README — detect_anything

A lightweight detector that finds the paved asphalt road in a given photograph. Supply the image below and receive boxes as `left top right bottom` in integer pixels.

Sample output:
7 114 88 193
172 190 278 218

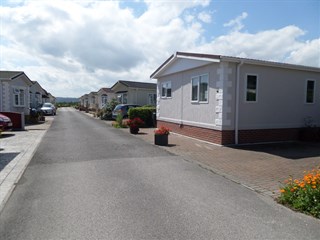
0 108 319 240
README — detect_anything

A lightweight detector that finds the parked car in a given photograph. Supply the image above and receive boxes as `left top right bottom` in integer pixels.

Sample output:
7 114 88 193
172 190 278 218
112 104 140 119
40 103 56 115
0 113 13 131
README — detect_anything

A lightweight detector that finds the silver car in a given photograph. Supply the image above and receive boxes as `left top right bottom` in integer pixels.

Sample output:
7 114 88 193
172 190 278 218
41 103 56 115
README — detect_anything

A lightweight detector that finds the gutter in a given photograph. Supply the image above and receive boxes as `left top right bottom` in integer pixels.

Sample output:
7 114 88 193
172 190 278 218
235 60 244 144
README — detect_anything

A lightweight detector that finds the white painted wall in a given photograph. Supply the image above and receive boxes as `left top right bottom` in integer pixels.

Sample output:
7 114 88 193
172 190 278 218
10 76 31 115
238 64 320 129
157 63 229 130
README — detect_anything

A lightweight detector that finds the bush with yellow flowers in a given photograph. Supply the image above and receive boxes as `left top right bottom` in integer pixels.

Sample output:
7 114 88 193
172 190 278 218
279 168 320 218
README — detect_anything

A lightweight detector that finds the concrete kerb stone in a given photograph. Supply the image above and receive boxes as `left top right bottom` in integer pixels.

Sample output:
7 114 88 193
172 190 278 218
0 118 53 213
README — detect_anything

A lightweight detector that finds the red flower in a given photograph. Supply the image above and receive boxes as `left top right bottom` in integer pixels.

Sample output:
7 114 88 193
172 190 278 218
127 118 144 128
154 126 170 135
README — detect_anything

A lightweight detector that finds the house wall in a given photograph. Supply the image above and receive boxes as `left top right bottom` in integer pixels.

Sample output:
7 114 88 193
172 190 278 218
97 91 116 109
238 64 320 130
156 58 319 145
133 88 156 106
113 84 156 106
30 83 45 108
157 62 236 130
10 76 30 115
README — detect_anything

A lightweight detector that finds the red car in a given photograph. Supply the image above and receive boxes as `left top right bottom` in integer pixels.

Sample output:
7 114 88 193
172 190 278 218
0 113 13 131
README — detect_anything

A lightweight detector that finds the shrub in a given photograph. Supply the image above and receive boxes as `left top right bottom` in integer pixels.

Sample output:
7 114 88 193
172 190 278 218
128 106 156 127
113 114 128 128
278 167 320 218
101 98 119 120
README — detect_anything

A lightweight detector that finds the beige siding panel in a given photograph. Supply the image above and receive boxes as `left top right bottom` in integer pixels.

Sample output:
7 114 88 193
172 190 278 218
158 63 230 130
238 65 320 129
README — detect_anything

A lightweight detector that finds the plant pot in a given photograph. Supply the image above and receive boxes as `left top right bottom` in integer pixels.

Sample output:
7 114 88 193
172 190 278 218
155 134 168 146
130 127 139 134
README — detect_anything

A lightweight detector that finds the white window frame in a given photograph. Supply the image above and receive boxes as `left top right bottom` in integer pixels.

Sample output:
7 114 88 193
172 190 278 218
305 79 315 104
245 74 258 103
191 74 209 103
148 93 156 105
117 93 128 104
161 81 172 98
101 94 108 106
13 87 26 107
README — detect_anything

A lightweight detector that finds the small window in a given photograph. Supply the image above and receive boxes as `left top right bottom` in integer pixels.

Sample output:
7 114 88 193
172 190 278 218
246 75 257 102
101 94 108 105
148 93 156 105
117 93 127 104
306 80 315 103
13 87 25 107
191 74 208 103
123 93 128 104
191 77 199 101
161 81 172 98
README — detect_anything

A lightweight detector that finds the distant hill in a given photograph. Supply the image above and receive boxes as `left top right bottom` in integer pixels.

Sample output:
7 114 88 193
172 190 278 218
56 97 79 103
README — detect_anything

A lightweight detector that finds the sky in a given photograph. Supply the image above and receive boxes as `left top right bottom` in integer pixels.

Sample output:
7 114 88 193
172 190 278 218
0 0 319 98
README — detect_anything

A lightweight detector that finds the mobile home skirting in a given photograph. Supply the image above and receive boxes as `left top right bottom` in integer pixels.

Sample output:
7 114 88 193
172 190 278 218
157 120 301 145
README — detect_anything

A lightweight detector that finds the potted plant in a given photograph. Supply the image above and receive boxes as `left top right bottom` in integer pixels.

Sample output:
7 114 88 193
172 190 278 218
154 126 170 146
127 117 144 134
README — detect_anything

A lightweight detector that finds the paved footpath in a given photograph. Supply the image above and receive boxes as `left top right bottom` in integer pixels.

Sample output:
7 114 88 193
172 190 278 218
0 117 53 212
111 121 320 198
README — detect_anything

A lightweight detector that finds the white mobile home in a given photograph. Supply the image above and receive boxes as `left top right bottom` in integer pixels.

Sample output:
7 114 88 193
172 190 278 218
151 52 320 145
97 88 115 109
111 80 156 106
0 71 33 116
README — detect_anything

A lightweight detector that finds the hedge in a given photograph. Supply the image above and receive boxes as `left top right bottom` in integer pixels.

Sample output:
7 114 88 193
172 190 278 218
128 106 156 127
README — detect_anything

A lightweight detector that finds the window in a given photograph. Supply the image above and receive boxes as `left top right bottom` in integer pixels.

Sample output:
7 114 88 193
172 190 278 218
246 75 258 102
35 93 41 107
148 93 156 105
117 93 127 104
161 81 172 98
191 74 208 102
13 87 25 107
101 94 108 106
306 80 315 104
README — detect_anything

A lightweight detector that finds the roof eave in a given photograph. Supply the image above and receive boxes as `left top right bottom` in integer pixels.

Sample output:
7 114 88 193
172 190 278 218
221 56 320 72
150 52 221 79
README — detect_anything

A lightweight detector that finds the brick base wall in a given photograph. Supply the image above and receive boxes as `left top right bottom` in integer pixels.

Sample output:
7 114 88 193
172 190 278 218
238 128 301 144
157 120 234 145
157 120 302 145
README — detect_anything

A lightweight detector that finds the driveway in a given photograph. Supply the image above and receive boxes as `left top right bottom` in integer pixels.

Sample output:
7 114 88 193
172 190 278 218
122 126 320 197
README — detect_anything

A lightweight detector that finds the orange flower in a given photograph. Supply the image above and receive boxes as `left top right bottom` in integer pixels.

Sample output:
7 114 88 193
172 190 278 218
312 181 317 185
312 185 316 189
280 189 286 193
290 188 295 192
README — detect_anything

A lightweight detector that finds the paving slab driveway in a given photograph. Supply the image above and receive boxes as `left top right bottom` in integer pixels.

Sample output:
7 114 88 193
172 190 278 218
127 127 320 197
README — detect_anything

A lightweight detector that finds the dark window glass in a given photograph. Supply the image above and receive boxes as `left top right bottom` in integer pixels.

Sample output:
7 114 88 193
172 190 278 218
306 80 315 103
246 75 257 102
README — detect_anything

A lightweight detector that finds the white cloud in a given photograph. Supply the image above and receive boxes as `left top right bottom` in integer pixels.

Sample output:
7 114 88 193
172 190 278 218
0 1 319 97
223 12 248 32
286 39 320 66
198 11 211 23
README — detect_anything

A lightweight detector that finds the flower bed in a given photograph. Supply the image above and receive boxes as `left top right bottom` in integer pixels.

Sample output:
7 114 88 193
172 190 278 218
279 167 320 218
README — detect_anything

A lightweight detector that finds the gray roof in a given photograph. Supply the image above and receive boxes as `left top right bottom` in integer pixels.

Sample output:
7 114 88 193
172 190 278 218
0 71 24 79
115 80 156 90
151 51 320 78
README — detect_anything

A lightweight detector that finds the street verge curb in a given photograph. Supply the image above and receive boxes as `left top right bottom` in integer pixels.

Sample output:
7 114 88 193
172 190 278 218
0 121 52 214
